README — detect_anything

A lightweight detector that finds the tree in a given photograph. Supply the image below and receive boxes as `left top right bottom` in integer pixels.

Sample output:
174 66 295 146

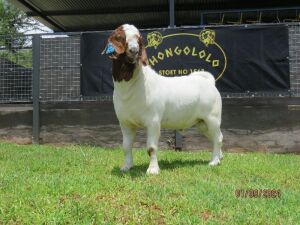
0 0 47 52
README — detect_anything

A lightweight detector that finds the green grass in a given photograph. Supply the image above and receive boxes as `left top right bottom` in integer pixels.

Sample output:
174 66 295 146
0 142 299 224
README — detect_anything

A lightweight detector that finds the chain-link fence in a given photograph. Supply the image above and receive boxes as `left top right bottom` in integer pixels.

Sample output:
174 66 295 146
1 23 300 105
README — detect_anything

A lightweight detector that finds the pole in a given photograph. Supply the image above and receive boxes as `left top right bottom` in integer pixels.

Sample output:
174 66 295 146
168 0 182 150
32 34 41 144
169 0 175 28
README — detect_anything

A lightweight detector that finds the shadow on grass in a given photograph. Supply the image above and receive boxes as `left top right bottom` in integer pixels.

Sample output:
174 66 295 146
111 158 210 178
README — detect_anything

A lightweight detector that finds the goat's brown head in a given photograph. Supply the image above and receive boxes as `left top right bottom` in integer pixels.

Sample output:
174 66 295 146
102 24 148 82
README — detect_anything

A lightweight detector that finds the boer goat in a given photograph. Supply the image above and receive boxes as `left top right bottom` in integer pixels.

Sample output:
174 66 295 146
103 24 223 174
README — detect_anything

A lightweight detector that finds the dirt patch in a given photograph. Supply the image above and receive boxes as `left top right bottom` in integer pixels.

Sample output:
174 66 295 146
0 126 32 145
0 124 299 153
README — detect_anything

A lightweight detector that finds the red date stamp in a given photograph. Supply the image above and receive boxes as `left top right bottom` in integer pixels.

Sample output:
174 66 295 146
235 189 281 198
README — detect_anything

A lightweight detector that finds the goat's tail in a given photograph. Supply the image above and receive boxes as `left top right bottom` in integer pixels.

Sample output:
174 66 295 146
192 71 216 85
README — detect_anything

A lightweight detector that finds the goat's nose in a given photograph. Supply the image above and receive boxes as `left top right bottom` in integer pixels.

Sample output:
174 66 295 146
129 47 138 54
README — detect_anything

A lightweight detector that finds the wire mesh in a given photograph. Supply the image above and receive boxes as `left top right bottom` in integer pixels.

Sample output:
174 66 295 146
0 35 32 103
288 24 300 97
39 34 81 102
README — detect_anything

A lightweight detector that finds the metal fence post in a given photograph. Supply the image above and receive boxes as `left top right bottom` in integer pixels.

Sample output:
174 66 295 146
200 13 204 25
169 0 175 28
32 34 41 144
168 0 183 150
175 130 182 151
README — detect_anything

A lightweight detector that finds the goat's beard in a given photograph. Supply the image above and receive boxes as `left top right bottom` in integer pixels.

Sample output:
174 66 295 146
126 57 137 64
112 54 136 82
125 53 138 64
110 52 137 64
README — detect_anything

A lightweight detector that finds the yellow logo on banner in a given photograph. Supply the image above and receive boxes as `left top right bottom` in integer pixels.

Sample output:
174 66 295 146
199 29 215 46
145 29 227 81
147 31 163 49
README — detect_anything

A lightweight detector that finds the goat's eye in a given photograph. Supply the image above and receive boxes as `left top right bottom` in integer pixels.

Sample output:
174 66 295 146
115 35 123 41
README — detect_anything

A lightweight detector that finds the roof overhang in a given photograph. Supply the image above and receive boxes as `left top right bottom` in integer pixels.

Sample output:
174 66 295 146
10 0 300 32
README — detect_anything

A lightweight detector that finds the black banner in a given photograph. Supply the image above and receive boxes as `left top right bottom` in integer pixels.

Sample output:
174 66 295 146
81 24 290 95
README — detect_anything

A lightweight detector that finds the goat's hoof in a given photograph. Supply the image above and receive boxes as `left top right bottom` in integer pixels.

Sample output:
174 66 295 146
120 164 133 172
209 158 221 166
146 166 160 175
220 152 224 160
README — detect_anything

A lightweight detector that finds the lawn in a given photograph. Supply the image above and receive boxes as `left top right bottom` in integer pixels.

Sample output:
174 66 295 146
0 142 299 224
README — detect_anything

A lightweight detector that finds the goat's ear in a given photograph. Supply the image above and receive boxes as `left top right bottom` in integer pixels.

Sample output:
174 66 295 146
101 42 118 59
109 38 126 55
101 42 111 55
139 36 149 66
102 26 126 59
108 29 126 55
101 45 106 55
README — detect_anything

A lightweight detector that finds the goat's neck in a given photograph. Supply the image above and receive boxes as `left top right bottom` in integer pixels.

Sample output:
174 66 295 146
113 64 145 99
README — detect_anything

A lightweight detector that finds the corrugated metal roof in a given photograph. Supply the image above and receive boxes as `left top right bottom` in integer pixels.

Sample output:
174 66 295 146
10 0 300 32
53 12 169 31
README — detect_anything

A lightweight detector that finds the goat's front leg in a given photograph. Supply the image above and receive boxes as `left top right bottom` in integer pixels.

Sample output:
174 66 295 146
146 124 161 175
120 125 136 172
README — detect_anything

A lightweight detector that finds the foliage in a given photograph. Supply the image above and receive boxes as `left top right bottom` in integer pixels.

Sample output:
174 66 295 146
0 0 44 52
0 1 35 67
0 142 299 224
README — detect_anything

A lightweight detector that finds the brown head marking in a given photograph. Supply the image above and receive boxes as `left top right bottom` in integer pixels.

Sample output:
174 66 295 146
138 35 149 66
103 25 133 82
107 26 126 57
104 25 149 82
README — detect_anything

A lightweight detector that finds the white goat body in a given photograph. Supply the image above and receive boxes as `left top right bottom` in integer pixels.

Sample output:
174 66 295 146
114 66 221 130
105 24 223 174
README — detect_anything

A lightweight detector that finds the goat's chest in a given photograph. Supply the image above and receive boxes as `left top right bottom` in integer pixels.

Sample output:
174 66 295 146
113 94 152 127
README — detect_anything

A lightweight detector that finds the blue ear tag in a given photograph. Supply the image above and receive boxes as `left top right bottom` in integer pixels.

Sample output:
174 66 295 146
106 42 115 54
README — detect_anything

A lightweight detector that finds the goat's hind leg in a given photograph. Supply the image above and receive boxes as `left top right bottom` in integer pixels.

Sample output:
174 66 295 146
197 117 223 166
120 125 136 172
209 130 223 166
